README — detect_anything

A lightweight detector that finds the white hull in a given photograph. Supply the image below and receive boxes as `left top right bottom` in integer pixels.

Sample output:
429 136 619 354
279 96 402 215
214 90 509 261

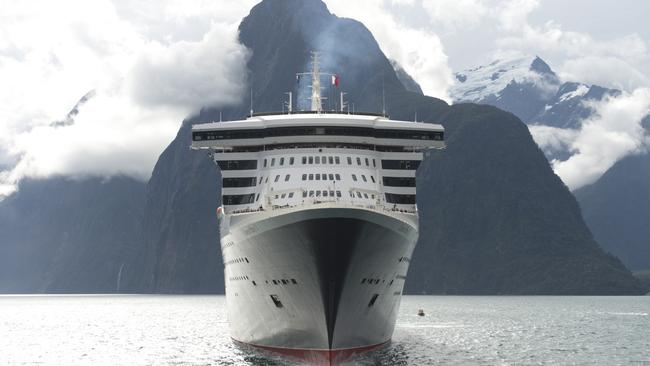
221 205 418 352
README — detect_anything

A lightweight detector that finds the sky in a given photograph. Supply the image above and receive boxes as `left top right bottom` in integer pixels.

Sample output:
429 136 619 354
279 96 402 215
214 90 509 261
0 0 649 195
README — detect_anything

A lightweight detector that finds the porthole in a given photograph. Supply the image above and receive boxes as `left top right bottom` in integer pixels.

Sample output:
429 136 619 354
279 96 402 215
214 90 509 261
362 175 367 182
284 174 290 181
352 174 357 181
274 175 280 182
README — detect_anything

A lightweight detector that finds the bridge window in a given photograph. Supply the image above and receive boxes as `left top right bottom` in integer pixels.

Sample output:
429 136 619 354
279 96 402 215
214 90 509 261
303 191 307 198
289 157 294 165
381 160 421 170
336 191 341 197
347 157 352 165
309 157 314 164
370 176 375 183
309 174 313 180
385 193 416 204
365 158 369 166
274 175 280 182
216 160 257 170
328 157 334 164
356 157 361 165
328 174 334 181
263 159 267 167
284 174 290 181
382 177 416 187
302 156 307 164
222 177 257 188
361 175 367 182
302 174 307 181
352 174 357 182
288 192 294 198
335 157 340 164
279 157 284 165
223 194 256 205
271 158 275 166
315 156 320 164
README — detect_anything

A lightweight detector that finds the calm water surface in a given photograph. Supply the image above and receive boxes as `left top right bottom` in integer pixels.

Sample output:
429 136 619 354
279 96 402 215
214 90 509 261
0 295 648 365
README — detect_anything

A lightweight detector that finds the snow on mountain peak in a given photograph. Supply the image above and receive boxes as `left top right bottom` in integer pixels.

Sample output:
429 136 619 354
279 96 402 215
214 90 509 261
450 56 558 103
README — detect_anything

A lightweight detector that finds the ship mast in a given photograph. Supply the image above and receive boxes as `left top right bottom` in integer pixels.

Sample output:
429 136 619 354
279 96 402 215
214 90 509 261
310 52 322 112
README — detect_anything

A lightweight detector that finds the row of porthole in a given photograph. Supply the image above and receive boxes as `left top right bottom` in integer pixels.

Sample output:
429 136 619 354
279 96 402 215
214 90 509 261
224 257 249 266
266 279 298 285
262 155 378 168
361 278 395 286
229 275 249 281
398 256 410 263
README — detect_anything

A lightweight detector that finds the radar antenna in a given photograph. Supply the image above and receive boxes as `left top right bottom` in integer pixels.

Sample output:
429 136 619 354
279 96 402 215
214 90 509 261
310 51 322 112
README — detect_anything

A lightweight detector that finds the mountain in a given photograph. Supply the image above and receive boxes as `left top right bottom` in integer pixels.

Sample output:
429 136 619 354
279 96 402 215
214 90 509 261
574 153 650 271
0 176 145 293
451 56 620 130
129 0 641 295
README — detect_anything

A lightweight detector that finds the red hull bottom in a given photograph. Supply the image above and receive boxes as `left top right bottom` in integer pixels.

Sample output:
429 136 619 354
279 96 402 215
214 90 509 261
232 338 391 365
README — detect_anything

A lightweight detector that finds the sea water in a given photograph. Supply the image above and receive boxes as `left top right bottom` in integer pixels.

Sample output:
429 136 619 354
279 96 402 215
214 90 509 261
0 295 648 365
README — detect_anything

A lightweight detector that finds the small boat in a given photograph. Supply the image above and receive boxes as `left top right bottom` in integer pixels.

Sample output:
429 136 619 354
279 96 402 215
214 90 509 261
417 309 425 316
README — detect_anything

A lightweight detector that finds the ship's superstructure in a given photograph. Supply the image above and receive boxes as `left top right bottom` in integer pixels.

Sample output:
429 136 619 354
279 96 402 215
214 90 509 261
191 55 444 364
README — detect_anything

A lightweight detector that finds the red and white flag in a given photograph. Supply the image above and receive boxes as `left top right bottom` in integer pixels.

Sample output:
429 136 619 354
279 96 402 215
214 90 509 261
331 74 340 87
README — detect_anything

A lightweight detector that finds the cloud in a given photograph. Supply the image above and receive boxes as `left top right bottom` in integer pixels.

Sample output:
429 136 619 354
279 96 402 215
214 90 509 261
530 88 650 190
0 0 251 197
324 0 454 101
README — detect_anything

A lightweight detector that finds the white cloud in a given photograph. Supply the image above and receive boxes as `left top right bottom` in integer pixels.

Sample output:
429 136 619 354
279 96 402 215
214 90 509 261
0 0 251 197
530 88 650 190
324 0 454 101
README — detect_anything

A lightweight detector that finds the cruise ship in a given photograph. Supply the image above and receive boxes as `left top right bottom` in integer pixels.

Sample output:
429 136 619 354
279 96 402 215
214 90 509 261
191 55 444 365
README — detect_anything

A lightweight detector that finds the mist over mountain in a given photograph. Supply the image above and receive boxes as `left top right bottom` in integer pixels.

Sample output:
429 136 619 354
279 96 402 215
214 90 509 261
0 0 642 294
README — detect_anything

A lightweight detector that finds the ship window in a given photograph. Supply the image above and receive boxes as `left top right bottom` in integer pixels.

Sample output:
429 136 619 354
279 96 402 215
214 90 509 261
281 194 286 199
356 192 362 198
385 193 416 204
349 192 354 198
371 194 375 199
361 278 366 284
356 157 361 165
222 177 257 188
381 160 421 170
309 191 314 197
315 191 321 197
303 191 307 198
309 174 314 180
302 156 307 164
335 174 341 181
382 177 416 187
265 177 268 183
302 174 307 181
280 157 285 165
291 279 297 284
352 174 357 181
271 158 275 166
284 174 290 181
370 176 375 183
364 193 369 199
217 160 257 170
315 156 320 164
336 191 341 197
274 175 280 182
372 159 376 167
270 295 283 308
329 190 334 197
289 157 294 165
316 174 321 181
281 279 288 285
335 157 340 164
263 159 267 167
321 173 327 180
272 280 278 285
347 157 352 165
275 195 279 199
222 194 256 205
328 174 334 180
255 193 260 201
368 294 379 308
365 158 369 166
288 192 294 198
322 156 326 164
361 175 367 182
252 281 256 286
309 157 314 164
328 157 333 164
323 191 328 197
245 257 249 263
259 176 263 184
